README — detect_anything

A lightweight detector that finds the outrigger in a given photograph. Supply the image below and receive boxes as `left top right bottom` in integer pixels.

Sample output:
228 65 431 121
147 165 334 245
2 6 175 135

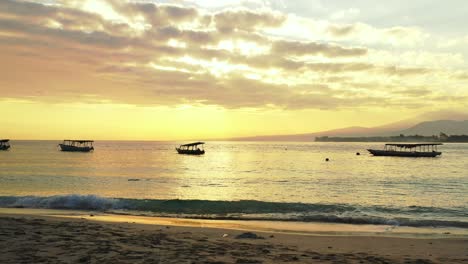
0 139 10 150
176 142 205 155
58 140 94 152
368 143 442 157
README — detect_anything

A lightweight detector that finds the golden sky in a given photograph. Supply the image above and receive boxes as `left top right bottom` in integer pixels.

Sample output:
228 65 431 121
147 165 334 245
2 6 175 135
1 0 467 140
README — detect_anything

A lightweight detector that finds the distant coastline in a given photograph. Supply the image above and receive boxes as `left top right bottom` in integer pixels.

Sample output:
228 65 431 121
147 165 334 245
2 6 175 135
315 133 468 142
213 119 468 142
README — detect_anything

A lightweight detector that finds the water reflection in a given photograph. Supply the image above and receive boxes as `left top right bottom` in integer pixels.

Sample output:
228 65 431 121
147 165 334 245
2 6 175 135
0 141 467 209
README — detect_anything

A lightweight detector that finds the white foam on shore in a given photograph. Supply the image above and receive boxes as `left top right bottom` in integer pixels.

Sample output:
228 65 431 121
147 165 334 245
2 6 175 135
1 207 467 238
2 194 467 229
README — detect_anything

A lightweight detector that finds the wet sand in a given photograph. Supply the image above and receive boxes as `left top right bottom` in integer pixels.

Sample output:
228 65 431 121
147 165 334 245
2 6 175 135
0 208 467 263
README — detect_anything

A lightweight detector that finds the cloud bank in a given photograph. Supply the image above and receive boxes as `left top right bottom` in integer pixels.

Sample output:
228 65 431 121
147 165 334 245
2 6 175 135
0 0 467 110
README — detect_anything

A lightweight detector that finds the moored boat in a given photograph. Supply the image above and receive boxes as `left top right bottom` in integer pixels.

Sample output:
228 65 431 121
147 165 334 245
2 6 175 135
59 140 94 152
176 142 205 155
0 139 10 150
368 143 442 157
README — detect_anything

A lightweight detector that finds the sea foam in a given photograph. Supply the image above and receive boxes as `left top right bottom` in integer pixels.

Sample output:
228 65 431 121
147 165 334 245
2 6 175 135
1 195 467 228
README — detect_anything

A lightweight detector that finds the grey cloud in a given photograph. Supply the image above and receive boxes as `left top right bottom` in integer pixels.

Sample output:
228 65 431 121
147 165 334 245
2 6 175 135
394 88 432 96
0 0 55 17
428 95 468 103
229 54 373 73
0 18 135 48
213 8 286 32
344 82 434 97
90 66 404 110
181 76 342 109
149 26 217 44
385 27 413 36
383 66 430 76
455 73 468 80
0 0 114 33
164 5 198 20
327 24 356 37
108 1 199 27
272 40 367 57
305 62 373 72
0 0 453 111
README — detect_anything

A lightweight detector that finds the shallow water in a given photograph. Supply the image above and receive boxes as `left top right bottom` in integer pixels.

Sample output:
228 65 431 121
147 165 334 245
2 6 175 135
0 141 467 227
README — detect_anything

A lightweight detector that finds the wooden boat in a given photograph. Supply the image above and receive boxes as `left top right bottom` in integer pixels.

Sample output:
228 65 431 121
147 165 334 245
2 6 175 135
0 139 10 150
176 142 205 155
59 140 94 152
368 143 442 157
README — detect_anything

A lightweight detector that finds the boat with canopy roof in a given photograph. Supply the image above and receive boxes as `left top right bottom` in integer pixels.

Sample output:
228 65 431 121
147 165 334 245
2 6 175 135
58 140 94 152
0 139 10 150
176 142 205 155
368 143 442 157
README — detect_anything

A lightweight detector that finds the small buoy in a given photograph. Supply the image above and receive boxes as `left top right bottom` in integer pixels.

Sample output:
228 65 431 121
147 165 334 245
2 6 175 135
325 158 329 162
356 152 360 155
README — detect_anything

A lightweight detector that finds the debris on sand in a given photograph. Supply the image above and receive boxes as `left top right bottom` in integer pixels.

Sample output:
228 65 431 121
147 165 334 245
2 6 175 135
235 232 264 239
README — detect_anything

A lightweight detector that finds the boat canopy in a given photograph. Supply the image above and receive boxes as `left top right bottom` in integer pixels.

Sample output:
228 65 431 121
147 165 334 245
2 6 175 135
0 139 9 142
64 140 94 143
180 142 204 147
385 143 442 148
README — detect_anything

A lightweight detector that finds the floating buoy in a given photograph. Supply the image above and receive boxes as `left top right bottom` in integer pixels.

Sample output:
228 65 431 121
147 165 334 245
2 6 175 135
325 158 330 162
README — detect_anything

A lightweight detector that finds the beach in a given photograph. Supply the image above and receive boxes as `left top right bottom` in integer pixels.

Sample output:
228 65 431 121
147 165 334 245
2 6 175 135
1 208 467 264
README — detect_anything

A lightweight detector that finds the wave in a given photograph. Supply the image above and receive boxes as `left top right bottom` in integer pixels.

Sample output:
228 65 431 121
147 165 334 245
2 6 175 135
0 195 466 228
0 195 118 211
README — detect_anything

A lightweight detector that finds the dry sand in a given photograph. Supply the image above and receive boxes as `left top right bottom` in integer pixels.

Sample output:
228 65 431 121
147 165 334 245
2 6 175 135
0 208 467 264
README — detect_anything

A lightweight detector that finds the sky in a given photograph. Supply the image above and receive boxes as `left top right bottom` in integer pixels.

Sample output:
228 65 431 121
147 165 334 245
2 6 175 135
1 0 467 140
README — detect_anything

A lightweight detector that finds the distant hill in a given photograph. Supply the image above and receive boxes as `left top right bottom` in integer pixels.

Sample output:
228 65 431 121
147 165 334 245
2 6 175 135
221 119 468 142
223 125 403 141
396 120 468 136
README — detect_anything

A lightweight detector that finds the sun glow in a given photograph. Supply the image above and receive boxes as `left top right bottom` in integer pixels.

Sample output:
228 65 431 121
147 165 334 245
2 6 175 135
0 97 421 140
82 0 123 22
206 40 270 56
167 39 188 49
173 56 250 77
79 0 148 32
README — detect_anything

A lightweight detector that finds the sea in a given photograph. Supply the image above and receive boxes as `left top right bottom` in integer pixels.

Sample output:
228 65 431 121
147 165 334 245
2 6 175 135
0 141 467 229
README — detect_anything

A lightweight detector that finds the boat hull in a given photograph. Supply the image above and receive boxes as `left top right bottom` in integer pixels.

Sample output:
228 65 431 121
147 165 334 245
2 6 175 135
0 145 10 151
367 149 441 157
59 144 94 152
176 148 205 155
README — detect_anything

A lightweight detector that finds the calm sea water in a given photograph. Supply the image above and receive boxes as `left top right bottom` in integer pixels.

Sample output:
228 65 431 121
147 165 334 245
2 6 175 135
0 141 467 228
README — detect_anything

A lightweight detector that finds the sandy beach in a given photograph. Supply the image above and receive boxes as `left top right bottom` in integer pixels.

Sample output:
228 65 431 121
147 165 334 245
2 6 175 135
0 208 467 264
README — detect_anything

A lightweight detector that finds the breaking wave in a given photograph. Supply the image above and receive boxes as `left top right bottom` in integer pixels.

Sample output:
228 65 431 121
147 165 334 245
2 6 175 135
0 195 467 228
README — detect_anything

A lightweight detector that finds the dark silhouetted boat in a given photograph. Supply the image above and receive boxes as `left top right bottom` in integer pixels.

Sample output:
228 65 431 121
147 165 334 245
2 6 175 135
59 140 94 152
176 142 205 155
0 139 10 150
368 143 442 157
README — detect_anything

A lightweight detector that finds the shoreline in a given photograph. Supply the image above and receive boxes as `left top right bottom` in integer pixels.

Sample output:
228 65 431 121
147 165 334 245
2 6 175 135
1 208 467 263
1 208 467 238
